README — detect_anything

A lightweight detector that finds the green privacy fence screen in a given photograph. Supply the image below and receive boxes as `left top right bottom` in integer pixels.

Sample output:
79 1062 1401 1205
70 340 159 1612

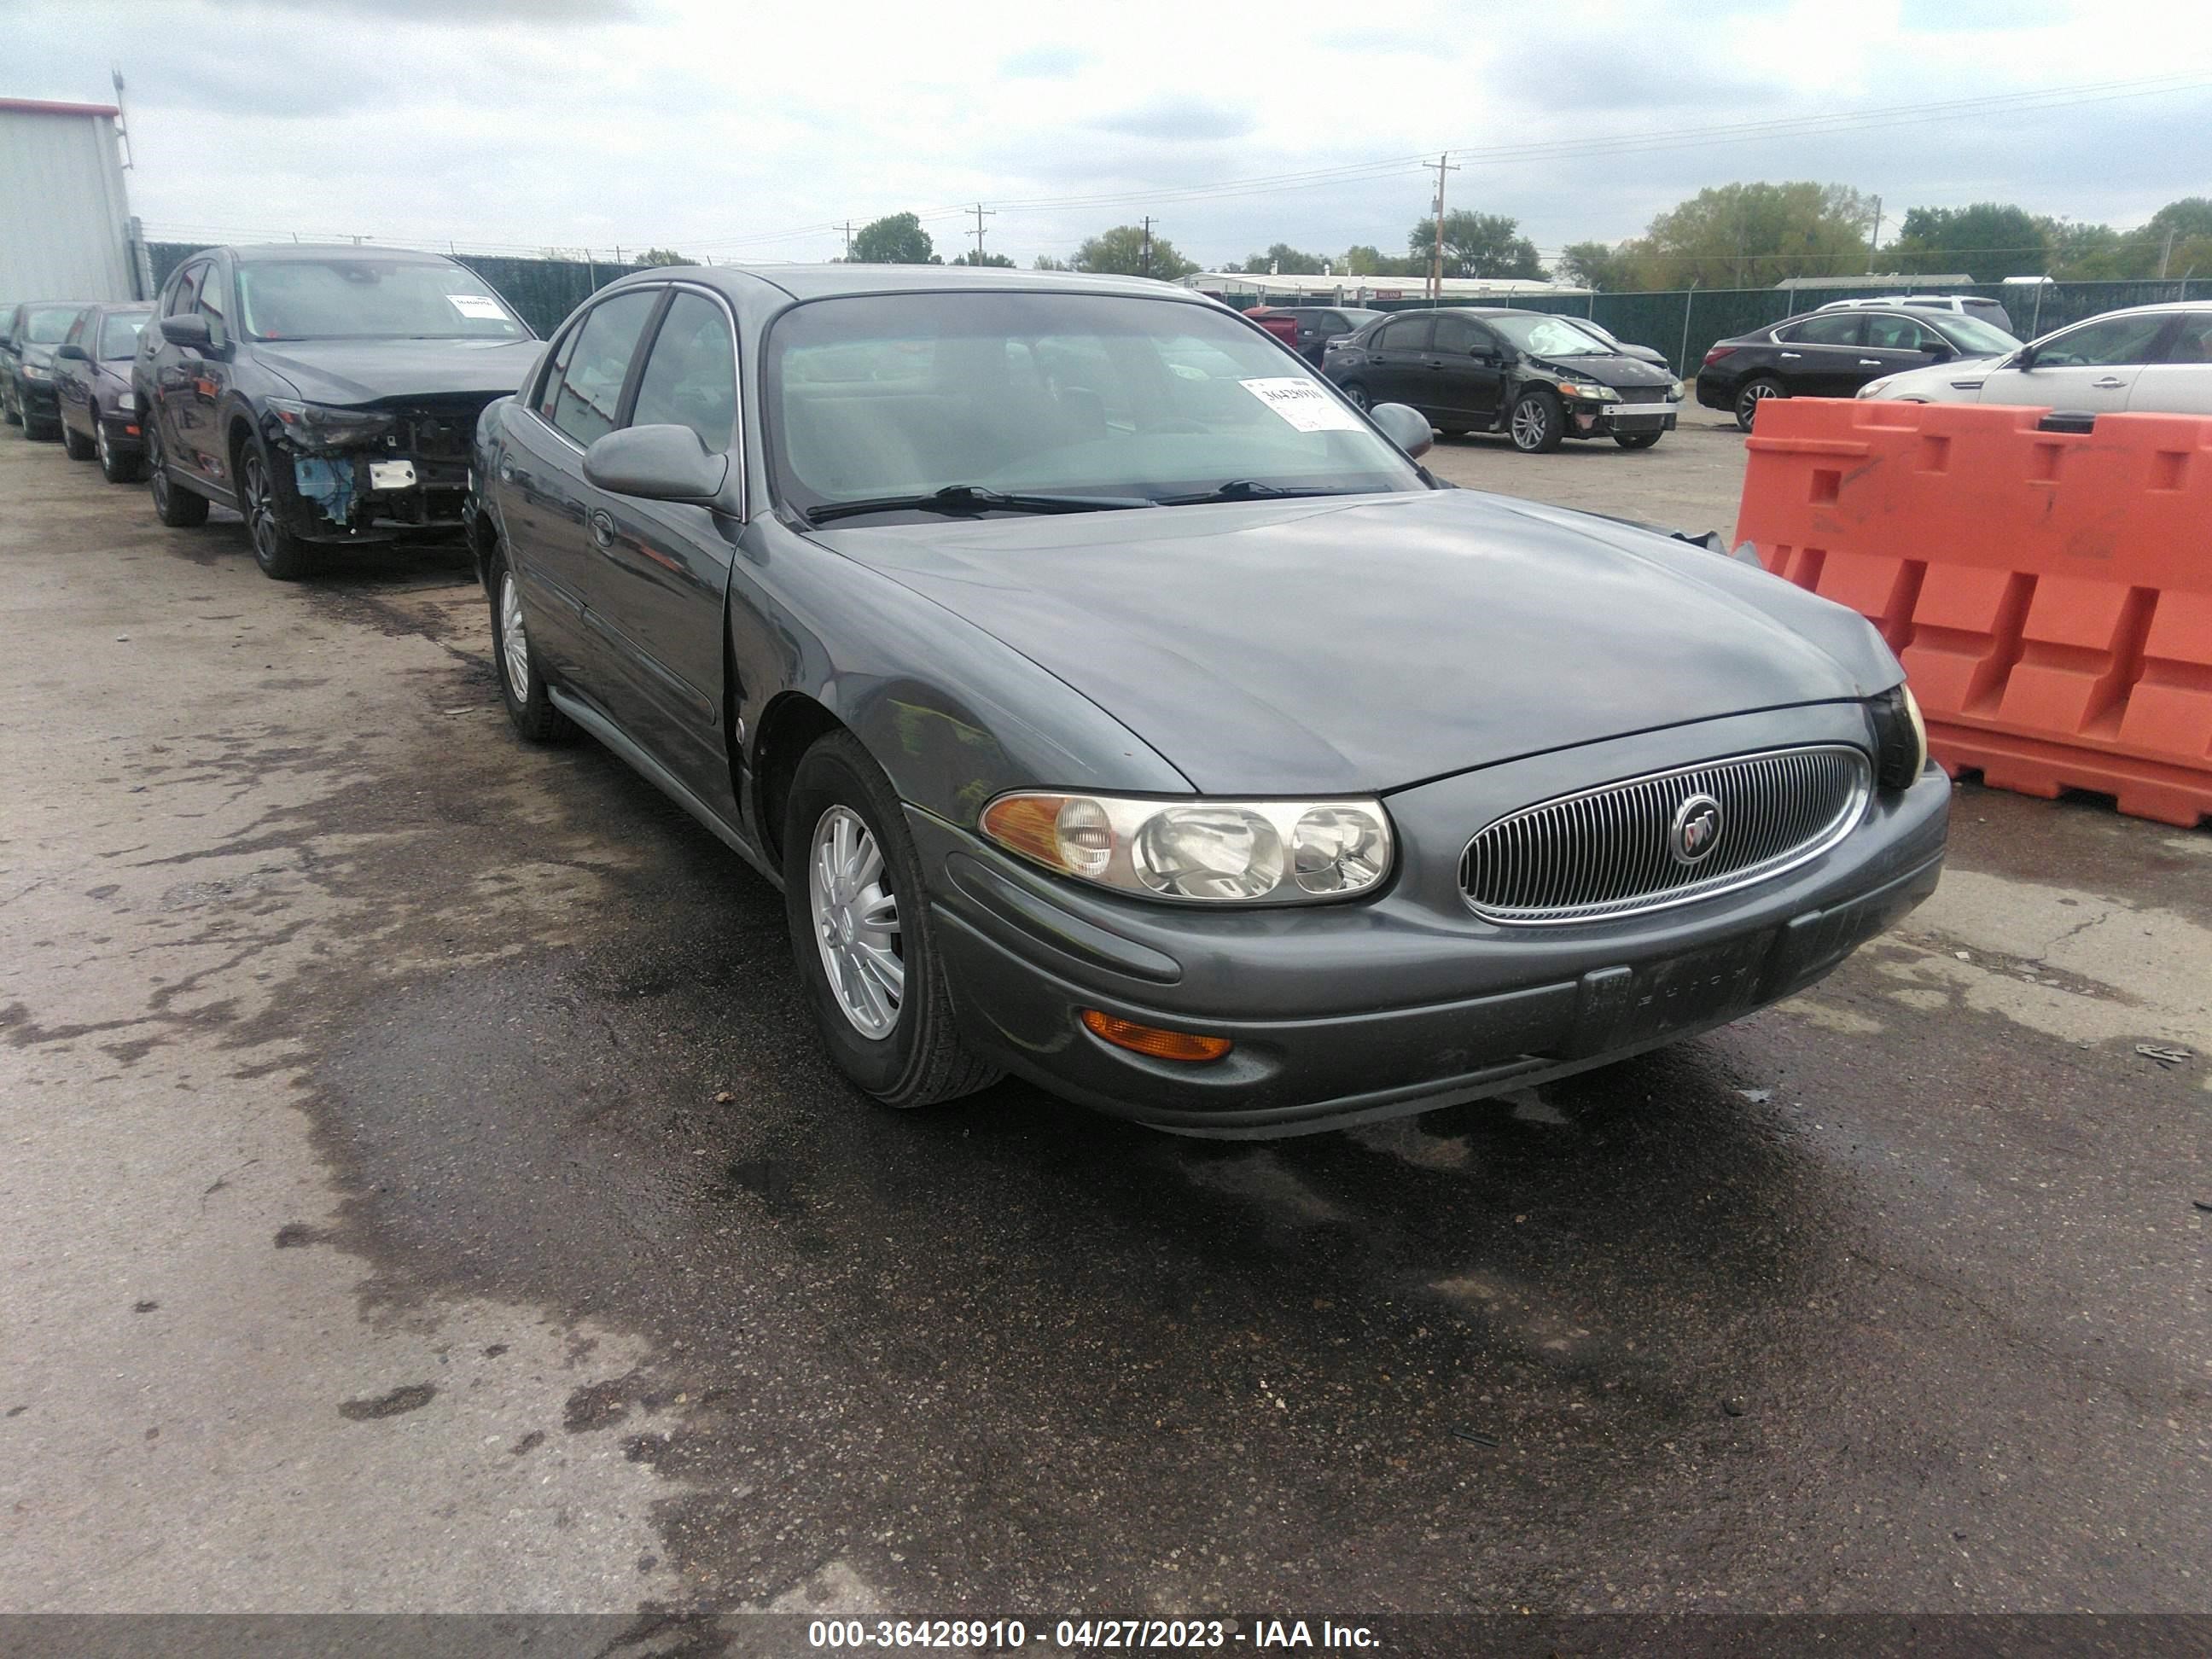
146 242 618 337
145 243 2197 378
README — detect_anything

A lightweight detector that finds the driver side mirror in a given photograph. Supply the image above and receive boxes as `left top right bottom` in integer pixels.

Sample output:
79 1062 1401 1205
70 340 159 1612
583 423 730 504
55 342 90 362
159 314 212 350
1368 401 1434 460
1921 342 1953 363
2013 346 2039 370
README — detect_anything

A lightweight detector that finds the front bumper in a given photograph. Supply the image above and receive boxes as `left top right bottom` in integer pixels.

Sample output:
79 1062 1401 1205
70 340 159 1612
273 445 470 541
14 377 59 419
917 706 1950 1138
1566 397 1679 437
97 410 145 454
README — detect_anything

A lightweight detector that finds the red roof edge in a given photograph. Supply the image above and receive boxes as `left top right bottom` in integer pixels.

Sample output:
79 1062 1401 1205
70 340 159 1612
0 97 123 119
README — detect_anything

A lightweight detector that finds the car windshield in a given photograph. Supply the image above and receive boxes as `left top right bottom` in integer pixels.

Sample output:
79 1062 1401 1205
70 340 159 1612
1930 314 2022 355
764 291 1429 520
236 259 528 341
23 306 82 345
1488 314 1615 357
98 312 148 359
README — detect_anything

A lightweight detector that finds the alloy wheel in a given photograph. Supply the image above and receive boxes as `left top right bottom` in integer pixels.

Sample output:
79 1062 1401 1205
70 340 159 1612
1511 399 1548 450
499 572 531 701
96 422 114 473
148 430 170 509
1737 381 1777 427
1342 382 1371 411
807 805 904 1039
244 453 281 567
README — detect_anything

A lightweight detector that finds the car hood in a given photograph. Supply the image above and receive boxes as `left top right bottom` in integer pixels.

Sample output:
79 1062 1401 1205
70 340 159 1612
808 490 1897 795
21 343 59 370
1531 352 1675 386
249 337 540 406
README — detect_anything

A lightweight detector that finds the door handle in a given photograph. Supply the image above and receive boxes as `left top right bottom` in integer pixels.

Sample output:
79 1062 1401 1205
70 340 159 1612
1858 358 1884 366
2091 376 2126 388
589 509 614 549
1778 351 1803 359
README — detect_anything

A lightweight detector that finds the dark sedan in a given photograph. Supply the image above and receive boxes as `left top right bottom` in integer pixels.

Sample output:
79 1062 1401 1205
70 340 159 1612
1697 305 2021 430
1256 305 1386 366
1323 307 1685 451
134 243 539 578
469 265 1947 1139
55 301 154 480
3 300 92 440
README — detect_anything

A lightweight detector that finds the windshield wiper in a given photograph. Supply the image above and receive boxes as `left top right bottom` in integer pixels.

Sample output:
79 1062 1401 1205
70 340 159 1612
805 484 1154 526
1155 480 1352 507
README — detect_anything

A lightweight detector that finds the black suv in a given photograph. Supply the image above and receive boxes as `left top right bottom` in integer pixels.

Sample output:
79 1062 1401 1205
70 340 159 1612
1697 306 2021 430
135 244 540 579
1323 307 1685 452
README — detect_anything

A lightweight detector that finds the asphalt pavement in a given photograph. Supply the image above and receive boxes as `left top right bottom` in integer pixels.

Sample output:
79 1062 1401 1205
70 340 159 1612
1 420 2206 1622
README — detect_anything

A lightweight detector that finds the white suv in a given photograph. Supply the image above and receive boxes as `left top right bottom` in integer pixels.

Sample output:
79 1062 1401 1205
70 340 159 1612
1817 294 2015 335
1858 301 2212 413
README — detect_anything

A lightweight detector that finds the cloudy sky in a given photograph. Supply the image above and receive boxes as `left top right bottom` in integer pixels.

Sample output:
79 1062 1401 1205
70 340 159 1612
11 0 2212 271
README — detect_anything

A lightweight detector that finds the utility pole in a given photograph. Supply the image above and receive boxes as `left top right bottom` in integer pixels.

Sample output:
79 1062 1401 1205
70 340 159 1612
842 220 853 260
1423 154 1458 302
1866 194 1883 274
1141 216 1156 279
110 68 134 170
970 202 995 265
2159 228 2176 280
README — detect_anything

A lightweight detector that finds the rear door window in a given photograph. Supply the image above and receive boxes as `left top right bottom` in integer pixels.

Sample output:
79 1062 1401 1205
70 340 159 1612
2160 312 2212 364
1780 313 1863 346
548 288 661 448
2038 312 2174 367
1865 313 1936 351
1372 317 1433 352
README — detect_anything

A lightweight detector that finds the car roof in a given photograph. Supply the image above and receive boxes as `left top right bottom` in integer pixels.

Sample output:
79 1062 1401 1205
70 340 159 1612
604 263 1218 307
221 243 462 266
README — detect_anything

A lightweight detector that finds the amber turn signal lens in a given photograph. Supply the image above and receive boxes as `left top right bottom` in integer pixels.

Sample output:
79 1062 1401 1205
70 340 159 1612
1080 1009 1232 1063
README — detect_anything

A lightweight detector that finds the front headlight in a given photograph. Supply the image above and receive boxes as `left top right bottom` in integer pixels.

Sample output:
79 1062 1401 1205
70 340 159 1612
116 390 137 412
265 397 396 451
22 364 51 381
1668 379 1685 399
981 792 1394 905
1858 376 1895 399
1870 684 1929 790
1555 380 1614 401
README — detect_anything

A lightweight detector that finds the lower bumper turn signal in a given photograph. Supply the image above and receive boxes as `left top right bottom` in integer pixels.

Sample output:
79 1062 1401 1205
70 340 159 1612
1080 1009 1233 1063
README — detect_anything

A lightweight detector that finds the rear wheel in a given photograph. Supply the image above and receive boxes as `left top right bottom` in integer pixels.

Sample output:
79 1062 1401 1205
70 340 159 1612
1509 388 1564 453
1613 430 1663 450
146 425 210 527
61 418 94 461
2 382 18 426
488 550 577 745
782 730 999 1110
1734 375 1784 432
240 436 322 580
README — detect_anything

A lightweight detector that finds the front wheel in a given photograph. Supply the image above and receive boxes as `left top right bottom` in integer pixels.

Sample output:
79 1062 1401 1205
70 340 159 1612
488 551 577 745
62 419 94 461
96 418 141 482
1613 430 1663 450
782 731 1000 1110
1509 389 1564 453
1337 381 1371 412
240 436 322 579
146 425 210 527
1734 375 1784 432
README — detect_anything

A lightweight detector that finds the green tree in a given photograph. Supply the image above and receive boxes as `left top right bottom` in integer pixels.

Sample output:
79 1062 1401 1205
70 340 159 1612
1557 240 1634 291
1236 242 1329 275
2044 220 2145 281
1336 244 1416 278
1888 202 2051 282
851 212 938 265
1032 254 1070 271
1405 210 1545 280
950 249 1016 267
1070 224 1199 280
1623 182 1871 288
631 247 692 267
2145 197 2212 277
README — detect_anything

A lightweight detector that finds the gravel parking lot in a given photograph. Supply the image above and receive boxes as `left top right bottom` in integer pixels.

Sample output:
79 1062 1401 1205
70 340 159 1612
2 423 2206 1621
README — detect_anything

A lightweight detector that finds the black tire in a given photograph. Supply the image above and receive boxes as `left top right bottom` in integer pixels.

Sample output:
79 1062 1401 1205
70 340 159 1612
1508 388 1564 453
22 406 60 442
1338 380 1371 412
1435 428 1469 439
239 434 322 579
96 417 142 482
487 548 578 745
1613 430 1663 450
62 419 94 461
1734 375 1784 432
2 383 18 426
782 729 1000 1110
146 425 210 527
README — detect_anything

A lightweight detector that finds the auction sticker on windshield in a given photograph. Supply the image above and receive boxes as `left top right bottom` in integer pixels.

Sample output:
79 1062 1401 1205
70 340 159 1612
1241 377 1365 433
446 294 508 320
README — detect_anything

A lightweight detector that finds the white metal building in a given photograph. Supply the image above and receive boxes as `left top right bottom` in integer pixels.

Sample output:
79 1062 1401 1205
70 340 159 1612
0 97 142 305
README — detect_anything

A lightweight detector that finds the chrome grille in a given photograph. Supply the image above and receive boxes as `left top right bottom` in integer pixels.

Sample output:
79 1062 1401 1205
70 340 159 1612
1461 746 1871 925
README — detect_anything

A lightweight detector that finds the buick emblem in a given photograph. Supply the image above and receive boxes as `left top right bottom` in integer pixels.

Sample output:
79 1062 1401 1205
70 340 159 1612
1669 794 1724 865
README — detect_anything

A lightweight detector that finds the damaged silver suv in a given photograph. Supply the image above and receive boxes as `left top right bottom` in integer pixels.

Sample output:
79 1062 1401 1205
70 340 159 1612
134 244 541 579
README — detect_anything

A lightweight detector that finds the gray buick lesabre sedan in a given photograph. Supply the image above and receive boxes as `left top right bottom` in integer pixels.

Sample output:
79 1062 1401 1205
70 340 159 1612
467 264 1947 1138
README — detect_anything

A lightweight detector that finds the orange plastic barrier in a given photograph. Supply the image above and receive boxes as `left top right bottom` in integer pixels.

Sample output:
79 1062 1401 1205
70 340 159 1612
1737 399 2212 828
